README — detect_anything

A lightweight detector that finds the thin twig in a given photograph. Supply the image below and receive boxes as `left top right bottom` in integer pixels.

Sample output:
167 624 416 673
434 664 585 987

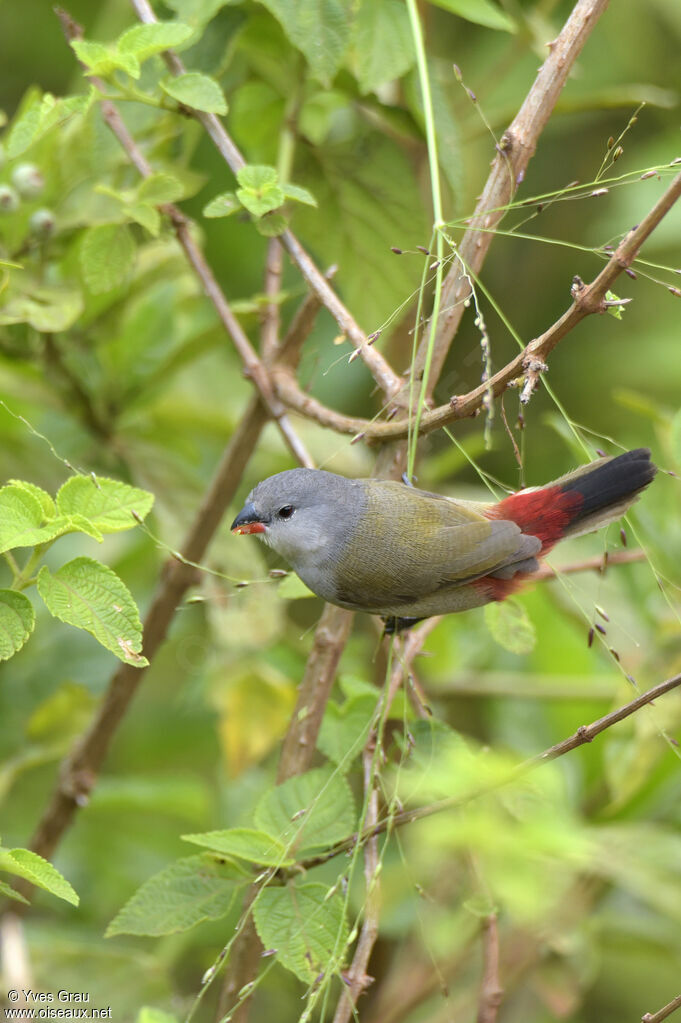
273 167 681 440
477 914 503 1023
261 239 283 362
128 0 403 400
416 0 611 391
642 994 681 1023
298 670 681 869
332 749 380 1023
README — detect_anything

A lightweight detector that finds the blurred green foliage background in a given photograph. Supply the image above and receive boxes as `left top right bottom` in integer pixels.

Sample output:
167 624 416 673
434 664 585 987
0 0 680 1020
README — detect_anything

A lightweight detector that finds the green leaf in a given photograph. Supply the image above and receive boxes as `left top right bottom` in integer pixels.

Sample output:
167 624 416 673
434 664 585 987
160 73 228 114
37 557 148 667
254 766 355 854
318 693 377 769
257 0 352 85
605 289 627 319
0 591 35 661
182 828 293 866
278 573 316 600
253 881 348 982
203 191 240 218
0 878 29 905
294 135 430 325
56 476 154 534
106 854 244 937
137 172 186 205
125 203 161 236
163 0 231 26
0 485 69 553
117 22 194 61
484 599 536 655
426 0 516 32
0 848 78 906
80 224 136 294
255 212 288 236
282 182 317 207
0 288 84 333
72 39 141 79
7 480 55 518
349 0 415 94
236 164 284 216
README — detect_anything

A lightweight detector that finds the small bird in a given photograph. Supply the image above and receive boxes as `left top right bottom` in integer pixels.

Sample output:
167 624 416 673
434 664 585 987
231 448 656 632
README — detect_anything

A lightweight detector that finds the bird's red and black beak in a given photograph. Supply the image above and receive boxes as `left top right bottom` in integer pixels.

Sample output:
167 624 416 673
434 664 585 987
231 502 267 535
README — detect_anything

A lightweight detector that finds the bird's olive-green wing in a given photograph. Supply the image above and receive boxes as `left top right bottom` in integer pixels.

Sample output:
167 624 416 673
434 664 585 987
333 481 526 609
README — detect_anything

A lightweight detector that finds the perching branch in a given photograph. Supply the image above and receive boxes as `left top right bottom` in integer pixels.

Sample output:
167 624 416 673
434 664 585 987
128 0 403 401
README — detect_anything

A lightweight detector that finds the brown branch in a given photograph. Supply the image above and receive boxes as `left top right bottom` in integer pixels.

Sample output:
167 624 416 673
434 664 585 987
128 0 403 400
14 396 269 895
273 166 681 440
299 670 681 869
261 239 283 362
416 0 611 390
477 914 503 1023
56 6 313 470
533 548 645 579
277 604 355 781
642 994 681 1023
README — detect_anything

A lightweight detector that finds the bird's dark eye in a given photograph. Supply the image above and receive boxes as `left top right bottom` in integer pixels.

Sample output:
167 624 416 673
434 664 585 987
277 505 295 519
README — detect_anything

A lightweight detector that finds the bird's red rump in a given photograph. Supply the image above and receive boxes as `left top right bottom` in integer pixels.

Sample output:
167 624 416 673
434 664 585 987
486 484 583 551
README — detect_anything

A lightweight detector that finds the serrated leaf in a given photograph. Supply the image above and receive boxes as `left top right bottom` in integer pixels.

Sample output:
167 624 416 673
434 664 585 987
125 203 161 236
203 191 240 218
255 212 288 236
182 828 293 866
137 172 186 205
282 182 317 207
80 224 136 294
318 693 377 769
484 599 536 655
0 591 35 661
253 881 348 982
7 480 55 518
72 39 141 79
278 573 315 599
0 485 70 553
117 22 194 61
258 0 352 85
56 476 154 534
0 848 78 906
426 0 516 32
349 0 415 94
106 854 243 937
236 164 284 216
37 557 148 667
160 72 228 114
254 766 355 854
236 164 279 190
0 878 29 905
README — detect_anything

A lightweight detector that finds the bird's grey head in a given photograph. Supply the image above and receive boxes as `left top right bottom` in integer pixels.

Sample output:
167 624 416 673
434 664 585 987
231 468 364 569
